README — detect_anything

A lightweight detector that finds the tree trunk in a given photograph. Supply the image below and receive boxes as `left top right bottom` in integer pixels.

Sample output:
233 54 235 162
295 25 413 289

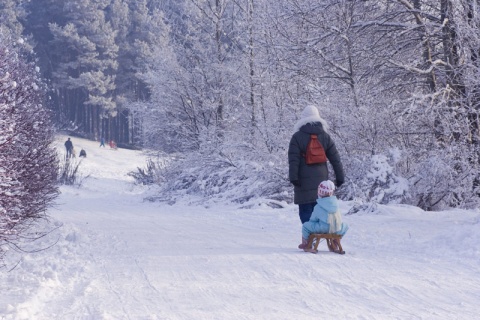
412 0 437 93
441 0 465 96
215 0 224 125
248 0 256 133
466 0 480 145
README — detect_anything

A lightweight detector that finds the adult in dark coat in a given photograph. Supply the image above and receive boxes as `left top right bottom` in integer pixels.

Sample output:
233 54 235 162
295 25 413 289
64 137 73 159
288 105 345 223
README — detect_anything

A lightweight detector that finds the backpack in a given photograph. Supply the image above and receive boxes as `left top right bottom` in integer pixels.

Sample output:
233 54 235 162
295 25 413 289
304 134 327 164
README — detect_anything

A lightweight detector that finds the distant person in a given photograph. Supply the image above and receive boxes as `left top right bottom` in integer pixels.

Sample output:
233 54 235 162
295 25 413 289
298 180 348 252
288 105 345 224
79 149 87 157
100 137 105 147
109 140 117 149
64 137 73 158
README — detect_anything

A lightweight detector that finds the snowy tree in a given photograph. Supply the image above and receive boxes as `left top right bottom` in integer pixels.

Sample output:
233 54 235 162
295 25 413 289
377 0 480 209
0 36 59 263
126 1 297 204
48 0 119 140
271 0 480 209
8 0 480 209
364 151 409 204
138 0 250 150
0 0 25 41
108 0 171 145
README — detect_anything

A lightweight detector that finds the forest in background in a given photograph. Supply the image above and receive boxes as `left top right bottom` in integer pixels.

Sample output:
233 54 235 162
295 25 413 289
1 0 480 210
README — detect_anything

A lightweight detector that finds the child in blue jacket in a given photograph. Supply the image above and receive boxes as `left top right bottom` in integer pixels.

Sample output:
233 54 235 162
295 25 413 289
298 180 348 252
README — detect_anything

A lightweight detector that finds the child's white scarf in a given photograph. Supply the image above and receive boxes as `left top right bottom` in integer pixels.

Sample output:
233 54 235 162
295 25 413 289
328 210 342 233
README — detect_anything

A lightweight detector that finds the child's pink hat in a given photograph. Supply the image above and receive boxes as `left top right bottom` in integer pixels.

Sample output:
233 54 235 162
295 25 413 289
318 180 335 197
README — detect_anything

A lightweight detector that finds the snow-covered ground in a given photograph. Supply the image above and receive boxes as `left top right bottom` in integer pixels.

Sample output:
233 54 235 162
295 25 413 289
1 135 479 320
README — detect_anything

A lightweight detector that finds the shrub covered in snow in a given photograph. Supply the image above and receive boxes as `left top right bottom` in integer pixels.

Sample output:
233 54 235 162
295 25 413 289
58 158 83 186
129 158 170 186
364 151 409 204
147 148 291 208
0 37 59 264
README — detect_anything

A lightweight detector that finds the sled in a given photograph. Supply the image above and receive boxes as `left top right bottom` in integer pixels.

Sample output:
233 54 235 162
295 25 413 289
305 233 345 254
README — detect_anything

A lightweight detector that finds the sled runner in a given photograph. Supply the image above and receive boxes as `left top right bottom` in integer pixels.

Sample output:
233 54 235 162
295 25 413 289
304 233 345 254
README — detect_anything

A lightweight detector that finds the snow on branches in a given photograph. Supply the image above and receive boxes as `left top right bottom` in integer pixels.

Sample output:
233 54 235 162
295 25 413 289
0 37 59 261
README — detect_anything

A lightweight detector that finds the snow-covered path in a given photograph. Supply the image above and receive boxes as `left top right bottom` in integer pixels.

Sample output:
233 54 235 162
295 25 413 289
1 136 479 319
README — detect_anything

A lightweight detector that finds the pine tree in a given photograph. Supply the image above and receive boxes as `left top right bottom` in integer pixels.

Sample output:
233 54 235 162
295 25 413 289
49 0 118 140
108 0 171 145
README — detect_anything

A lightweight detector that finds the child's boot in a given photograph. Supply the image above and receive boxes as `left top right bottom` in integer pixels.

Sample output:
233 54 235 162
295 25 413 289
298 237 308 249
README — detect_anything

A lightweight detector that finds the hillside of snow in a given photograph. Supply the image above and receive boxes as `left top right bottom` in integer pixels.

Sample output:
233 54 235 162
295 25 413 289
1 135 479 319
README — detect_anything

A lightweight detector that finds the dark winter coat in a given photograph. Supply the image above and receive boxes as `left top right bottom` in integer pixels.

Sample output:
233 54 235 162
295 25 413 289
288 123 344 204
64 139 73 150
